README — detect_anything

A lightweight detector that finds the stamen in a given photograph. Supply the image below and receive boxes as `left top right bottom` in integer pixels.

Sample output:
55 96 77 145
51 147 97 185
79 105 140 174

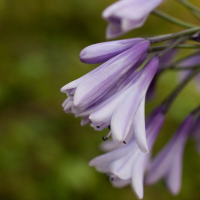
102 131 112 141
123 141 126 144
102 136 108 141
97 126 100 128
110 177 114 182
108 125 111 130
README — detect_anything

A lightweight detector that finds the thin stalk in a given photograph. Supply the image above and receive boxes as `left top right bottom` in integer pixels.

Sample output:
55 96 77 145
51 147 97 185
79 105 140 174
176 0 200 20
162 67 200 114
148 44 200 52
158 35 190 57
164 65 200 71
149 26 200 44
191 105 200 116
152 10 197 28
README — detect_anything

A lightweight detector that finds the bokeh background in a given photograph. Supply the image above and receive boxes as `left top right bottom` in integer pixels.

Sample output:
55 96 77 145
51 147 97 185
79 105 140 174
0 0 200 199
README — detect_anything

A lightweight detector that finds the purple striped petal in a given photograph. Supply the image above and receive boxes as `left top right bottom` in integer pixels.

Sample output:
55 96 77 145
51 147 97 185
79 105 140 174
133 98 149 153
74 41 150 110
80 38 144 64
145 115 194 195
111 57 159 142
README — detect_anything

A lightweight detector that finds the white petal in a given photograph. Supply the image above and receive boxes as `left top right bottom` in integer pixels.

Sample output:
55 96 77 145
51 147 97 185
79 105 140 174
133 98 149 153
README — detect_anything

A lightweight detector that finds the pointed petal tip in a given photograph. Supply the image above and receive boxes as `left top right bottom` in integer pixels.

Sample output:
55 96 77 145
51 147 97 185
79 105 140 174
88 160 95 167
168 185 180 196
137 140 149 154
60 86 66 93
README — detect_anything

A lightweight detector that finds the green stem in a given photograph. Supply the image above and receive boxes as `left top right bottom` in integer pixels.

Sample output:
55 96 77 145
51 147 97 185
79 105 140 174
164 65 200 71
158 35 190 57
149 26 200 43
162 67 200 114
176 0 200 20
148 44 200 52
191 105 200 116
152 10 197 28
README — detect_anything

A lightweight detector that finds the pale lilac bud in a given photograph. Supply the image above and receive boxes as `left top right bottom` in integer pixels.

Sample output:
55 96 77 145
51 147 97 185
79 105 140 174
79 38 144 64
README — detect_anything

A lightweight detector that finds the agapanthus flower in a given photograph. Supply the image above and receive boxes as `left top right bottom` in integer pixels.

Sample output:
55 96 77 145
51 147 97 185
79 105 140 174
61 39 160 152
89 106 165 199
102 0 164 39
146 115 194 195
61 40 150 110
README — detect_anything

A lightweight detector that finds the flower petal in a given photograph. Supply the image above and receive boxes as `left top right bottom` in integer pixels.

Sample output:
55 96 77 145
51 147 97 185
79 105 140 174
74 41 150 110
80 38 144 64
133 98 149 153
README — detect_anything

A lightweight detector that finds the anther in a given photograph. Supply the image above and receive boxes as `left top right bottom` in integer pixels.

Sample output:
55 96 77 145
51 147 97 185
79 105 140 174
97 126 100 128
123 141 126 144
108 125 111 130
102 137 108 141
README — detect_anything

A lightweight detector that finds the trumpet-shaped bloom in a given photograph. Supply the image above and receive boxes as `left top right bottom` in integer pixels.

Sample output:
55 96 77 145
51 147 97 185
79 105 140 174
61 40 150 111
102 0 164 39
89 107 165 199
145 115 194 195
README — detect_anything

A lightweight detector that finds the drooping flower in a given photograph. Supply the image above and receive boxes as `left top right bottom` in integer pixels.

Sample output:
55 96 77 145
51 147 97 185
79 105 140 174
102 0 164 39
61 40 150 111
89 106 165 199
145 115 194 195
62 54 159 153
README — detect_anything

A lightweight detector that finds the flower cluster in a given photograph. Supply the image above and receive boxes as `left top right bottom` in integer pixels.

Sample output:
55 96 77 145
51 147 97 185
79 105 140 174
61 0 200 199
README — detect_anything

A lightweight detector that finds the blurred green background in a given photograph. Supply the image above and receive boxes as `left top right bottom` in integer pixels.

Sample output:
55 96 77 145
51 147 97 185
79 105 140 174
0 0 200 199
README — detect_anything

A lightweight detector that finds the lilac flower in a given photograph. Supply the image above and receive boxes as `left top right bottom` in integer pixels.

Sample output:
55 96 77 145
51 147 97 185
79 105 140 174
89 107 165 199
176 53 200 92
79 38 144 64
145 115 194 195
102 0 164 39
61 40 150 111
62 53 159 152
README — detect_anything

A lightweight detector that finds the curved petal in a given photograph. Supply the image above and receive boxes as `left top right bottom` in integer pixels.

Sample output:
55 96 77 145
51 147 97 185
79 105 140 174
133 98 149 153
79 38 144 64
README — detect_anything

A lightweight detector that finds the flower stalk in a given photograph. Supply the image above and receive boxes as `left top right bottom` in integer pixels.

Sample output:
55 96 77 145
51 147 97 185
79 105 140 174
176 0 200 20
149 26 200 43
152 10 197 28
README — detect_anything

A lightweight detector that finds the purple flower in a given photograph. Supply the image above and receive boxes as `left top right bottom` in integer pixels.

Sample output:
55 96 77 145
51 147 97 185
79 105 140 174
145 115 194 195
61 40 150 111
89 107 165 199
79 38 144 64
102 0 164 39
